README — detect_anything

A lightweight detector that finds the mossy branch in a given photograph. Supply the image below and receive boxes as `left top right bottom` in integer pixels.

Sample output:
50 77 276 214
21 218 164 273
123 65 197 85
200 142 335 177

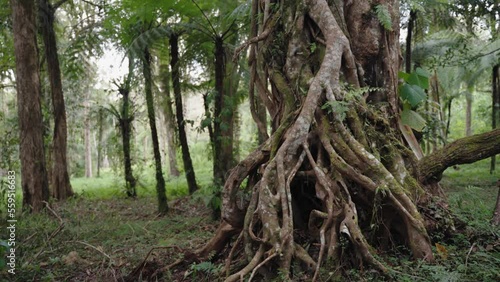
418 129 500 183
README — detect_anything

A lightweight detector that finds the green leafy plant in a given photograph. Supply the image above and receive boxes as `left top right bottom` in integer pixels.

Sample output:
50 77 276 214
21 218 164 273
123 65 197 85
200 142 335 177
0 240 8 270
187 261 221 280
398 68 430 131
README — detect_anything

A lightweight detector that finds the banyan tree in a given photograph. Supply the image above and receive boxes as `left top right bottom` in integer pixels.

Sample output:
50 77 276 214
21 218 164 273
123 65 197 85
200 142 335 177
166 0 500 281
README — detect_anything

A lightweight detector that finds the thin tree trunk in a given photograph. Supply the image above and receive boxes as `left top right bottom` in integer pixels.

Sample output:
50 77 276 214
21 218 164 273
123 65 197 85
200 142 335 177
118 76 136 197
159 51 180 177
465 88 473 136
144 48 168 214
84 90 92 178
170 33 198 194
39 0 73 199
491 65 499 173
405 10 416 73
11 0 50 212
213 37 235 187
96 108 104 177
445 97 453 142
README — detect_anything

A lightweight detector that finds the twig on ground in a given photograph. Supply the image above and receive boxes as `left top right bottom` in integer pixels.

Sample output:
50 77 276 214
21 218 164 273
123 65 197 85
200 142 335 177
70 240 113 264
465 242 476 269
23 202 65 266
131 246 183 279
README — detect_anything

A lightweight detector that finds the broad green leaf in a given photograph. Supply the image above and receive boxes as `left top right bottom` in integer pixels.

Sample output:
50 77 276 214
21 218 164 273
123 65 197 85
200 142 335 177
415 67 430 78
399 83 426 107
401 108 426 131
407 71 429 90
398 71 410 81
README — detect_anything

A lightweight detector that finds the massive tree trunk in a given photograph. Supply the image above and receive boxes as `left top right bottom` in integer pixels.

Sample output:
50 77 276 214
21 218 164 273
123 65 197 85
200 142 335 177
11 0 50 212
169 33 198 194
39 0 73 199
196 0 433 279
163 1 500 281
144 48 168 215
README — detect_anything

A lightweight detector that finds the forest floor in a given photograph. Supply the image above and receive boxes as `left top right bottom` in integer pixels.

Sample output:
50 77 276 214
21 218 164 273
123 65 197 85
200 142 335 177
2 159 500 281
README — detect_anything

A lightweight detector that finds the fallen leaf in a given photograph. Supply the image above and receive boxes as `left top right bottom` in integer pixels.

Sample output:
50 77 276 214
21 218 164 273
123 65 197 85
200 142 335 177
435 243 448 260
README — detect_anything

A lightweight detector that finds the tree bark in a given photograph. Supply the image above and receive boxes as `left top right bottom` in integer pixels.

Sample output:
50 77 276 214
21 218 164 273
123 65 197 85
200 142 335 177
11 0 50 212
170 33 198 194
419 128 500 184
213 37 236 187
144 48 168 214
39 0 73 199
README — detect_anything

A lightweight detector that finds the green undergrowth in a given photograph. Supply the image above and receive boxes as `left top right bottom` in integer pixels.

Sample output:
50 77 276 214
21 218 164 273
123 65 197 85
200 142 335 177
1 196 217 281
1 159 499 281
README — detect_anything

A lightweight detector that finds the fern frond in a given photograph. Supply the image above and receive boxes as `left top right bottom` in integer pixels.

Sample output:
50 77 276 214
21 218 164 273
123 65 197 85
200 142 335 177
374 4 393 31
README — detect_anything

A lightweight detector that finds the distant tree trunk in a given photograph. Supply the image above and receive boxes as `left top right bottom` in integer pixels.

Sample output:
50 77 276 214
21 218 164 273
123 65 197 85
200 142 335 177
170 33 198 194
117 72 137 197
11 0 50 212
84 90 92 178
159 52 180 177
96 107 104 178
39 0 73 199
144 48 168 214
405 10 416 73
492 65 499 173
445 97 453 142
465 86 473 137
225 49 242 163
